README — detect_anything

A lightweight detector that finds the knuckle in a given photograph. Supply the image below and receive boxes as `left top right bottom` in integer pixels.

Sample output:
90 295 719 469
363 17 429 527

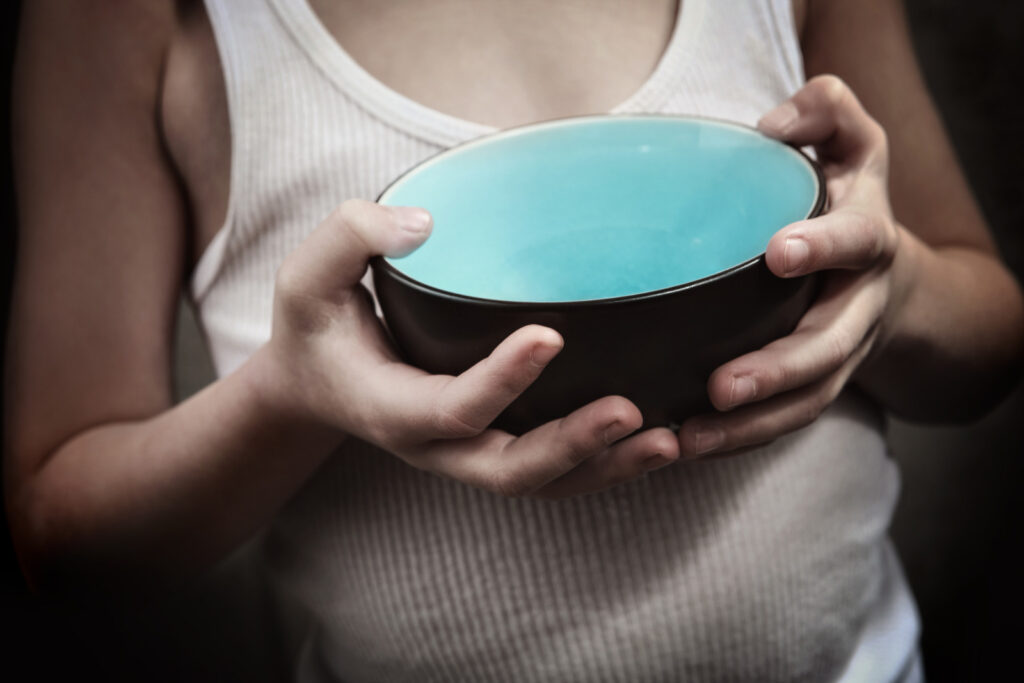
557 419 599 467
274 257 304 298
364 419 397 453
824 328 855 369
869 120 889 159
708 371 734 409
328 199 378 247
811 74 850 107
860 125 890 175
846 210 886 263
563 439 594 470
273 273 330 336
796 396 825 429
882 223 900 262
432 403 485 439
601 396 643 430
489 362 529 399
329 198 373 227
488 469 531 499
846 208 875 239
770 362 794 393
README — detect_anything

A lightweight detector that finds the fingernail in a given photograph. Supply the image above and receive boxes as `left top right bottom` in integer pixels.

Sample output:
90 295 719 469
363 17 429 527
758 101 799 136
388 205 432 234
694 427 725 456
643 453 674 471
729 376 757 407
783 237 809 274
603 420 634 445
529 342 561 367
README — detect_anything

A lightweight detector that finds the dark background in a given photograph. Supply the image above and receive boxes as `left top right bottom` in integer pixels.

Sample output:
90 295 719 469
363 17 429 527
2 2 1022 681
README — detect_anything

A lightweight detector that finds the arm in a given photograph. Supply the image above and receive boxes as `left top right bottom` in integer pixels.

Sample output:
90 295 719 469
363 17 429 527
6 3 676 593
4 1 340 591
676 0 1024 457
800 0 1023 418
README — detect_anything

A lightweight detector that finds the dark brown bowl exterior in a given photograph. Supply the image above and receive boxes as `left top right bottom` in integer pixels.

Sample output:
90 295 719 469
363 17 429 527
372 257 818 434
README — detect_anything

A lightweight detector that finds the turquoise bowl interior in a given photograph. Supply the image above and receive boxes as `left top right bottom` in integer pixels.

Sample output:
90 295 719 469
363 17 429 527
379 115 821 303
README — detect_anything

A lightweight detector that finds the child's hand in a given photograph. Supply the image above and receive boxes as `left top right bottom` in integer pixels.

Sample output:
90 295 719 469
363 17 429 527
261 200 679 497
677 75 908 458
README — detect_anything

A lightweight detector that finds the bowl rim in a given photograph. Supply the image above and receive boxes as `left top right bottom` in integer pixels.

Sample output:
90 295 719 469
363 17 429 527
370 113 827 309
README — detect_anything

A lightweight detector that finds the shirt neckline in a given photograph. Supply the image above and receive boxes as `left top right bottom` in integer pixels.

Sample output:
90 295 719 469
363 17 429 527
268 0 703 147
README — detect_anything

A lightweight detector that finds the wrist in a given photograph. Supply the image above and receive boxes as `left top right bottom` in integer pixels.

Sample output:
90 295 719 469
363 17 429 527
241 343 346 446
852 227 1024 420
856 222 923 374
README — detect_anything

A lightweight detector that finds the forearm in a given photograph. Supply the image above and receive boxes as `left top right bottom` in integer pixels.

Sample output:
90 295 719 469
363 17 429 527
855 227 1024 422
7 346 343 593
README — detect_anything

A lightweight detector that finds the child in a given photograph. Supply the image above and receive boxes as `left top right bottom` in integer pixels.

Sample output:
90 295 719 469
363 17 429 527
7 0 1022 680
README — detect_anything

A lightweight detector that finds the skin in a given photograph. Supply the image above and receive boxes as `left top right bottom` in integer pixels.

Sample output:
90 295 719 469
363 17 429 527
5 0 1023 592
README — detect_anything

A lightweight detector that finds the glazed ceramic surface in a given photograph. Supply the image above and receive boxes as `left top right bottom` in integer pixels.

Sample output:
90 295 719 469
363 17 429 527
372 115 824 433
379 116 820 303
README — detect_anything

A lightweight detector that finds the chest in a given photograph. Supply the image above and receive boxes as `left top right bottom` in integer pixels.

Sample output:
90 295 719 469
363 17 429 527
307 0 679 128
162 0 805 268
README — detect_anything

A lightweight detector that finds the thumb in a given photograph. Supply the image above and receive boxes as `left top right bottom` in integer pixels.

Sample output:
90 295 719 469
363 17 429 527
277 199 432 301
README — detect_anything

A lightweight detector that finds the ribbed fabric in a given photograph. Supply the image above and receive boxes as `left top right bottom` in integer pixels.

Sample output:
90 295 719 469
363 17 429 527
195 1 920 681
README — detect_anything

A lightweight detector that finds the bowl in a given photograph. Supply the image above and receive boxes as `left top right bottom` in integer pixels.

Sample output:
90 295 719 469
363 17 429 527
371 115 824 434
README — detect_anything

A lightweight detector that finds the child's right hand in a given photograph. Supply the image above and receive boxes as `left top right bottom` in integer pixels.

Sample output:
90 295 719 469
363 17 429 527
261 200 679 499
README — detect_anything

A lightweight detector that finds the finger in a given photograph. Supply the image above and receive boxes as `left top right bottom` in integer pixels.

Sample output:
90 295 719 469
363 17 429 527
412 395 643 498
378 325 565 440
765 207 899 277
757 74 887 171
532 427 679 499
275 199 432 302
706 270 885 411
680 329 876 458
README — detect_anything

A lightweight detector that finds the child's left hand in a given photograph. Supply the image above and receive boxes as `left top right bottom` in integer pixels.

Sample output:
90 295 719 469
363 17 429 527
677 75 909 458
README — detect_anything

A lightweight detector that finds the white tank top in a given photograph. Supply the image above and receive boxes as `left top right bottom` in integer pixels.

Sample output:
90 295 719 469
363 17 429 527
196 1 920 681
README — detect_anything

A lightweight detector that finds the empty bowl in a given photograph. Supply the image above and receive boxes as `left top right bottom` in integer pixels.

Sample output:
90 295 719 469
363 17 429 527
371 115 824 434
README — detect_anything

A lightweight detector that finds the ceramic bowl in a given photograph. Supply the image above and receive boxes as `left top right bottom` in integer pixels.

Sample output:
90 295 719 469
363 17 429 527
371 115 824 434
